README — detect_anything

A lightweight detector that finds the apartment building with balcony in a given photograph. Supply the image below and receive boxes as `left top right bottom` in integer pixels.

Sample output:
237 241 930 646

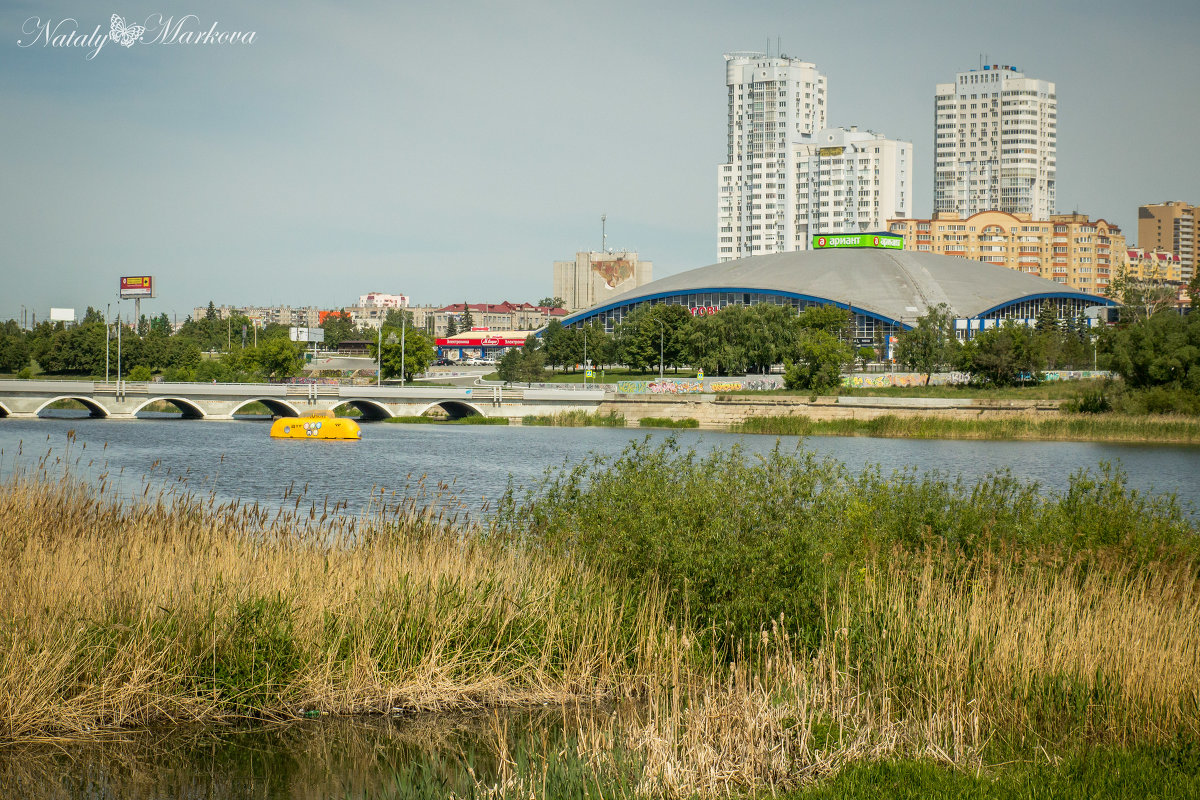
1138 202 1197 281
888 211 1124 297
718 51 826 261
933 64 1056 220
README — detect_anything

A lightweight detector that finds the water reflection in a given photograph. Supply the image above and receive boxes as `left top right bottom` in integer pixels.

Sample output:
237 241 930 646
1 707 623 800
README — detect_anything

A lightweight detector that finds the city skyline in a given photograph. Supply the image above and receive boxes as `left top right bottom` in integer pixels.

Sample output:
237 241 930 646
2 0 1198 321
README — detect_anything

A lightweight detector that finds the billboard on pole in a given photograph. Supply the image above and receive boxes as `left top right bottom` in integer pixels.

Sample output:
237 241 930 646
289 327 325 343
120 276 155 298
49 308 75 322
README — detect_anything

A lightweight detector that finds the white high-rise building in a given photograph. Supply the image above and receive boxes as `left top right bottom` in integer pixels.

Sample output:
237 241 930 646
933 64 1056 219
718 52 826 262
794 127 911 245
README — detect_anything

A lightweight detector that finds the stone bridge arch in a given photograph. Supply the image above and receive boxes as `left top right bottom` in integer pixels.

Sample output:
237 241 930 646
231 397 301 418
416 400 487 420
131 397 206 419
0 400 9 418
334 399 393 421
34 396 110 418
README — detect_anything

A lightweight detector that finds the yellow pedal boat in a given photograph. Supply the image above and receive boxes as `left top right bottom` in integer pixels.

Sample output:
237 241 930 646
270 410 361 440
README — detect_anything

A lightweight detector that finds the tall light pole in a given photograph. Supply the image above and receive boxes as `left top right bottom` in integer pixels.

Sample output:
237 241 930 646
400 311 406 388
376 323 382 386
653 318 665 380
105 303 111 383
116 304 122 382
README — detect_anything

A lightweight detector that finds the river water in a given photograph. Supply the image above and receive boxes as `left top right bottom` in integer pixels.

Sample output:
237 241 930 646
1 415 1198 516
2 415 1198 798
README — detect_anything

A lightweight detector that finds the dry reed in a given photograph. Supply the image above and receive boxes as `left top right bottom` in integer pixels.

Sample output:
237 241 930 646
477 552 1200 798
0 469 672 741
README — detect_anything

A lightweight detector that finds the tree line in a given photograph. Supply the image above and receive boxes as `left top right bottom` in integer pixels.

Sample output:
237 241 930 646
0 302 435 382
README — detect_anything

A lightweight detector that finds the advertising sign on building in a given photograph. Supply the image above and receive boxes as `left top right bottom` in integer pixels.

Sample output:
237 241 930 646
49 307 75 322
119 276 155 298
812 233 903 250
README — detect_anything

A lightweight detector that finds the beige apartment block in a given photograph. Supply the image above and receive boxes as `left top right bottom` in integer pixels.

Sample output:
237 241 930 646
1138 202 1197 281
888 211 1124 297
1124 248 1183 283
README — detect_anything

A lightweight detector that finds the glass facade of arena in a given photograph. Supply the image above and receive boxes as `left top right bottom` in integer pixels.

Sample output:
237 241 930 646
563 290 906 348
562 289 1108 344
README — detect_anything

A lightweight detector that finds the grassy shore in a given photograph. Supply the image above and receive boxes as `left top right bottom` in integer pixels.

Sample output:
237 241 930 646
730 412 1200 443
521 410 626 427
3 439 1198 796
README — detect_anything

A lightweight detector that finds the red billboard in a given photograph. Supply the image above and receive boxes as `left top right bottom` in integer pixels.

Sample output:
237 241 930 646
119 275 155 298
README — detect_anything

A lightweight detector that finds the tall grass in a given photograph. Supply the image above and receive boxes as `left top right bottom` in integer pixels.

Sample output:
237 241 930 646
0 469 671 740
499 438 1198 649
5 437 1199 797
731 412 1200 443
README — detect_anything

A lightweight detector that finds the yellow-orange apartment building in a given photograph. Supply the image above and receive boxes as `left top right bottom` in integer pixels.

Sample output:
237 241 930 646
888 211 1124 297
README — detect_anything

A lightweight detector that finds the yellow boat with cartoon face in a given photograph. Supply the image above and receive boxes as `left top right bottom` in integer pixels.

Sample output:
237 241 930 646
270 410 361 440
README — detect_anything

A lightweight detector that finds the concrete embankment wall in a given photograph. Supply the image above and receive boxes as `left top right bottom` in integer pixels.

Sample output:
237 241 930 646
598 394 1064 428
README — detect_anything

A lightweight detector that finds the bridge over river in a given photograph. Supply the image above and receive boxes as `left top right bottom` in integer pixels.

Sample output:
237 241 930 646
0 380 605 421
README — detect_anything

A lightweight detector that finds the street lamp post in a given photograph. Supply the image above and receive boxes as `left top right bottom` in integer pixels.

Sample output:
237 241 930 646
105 303 111 384
654 318 665 380
400 312 406 388
376 323 382 386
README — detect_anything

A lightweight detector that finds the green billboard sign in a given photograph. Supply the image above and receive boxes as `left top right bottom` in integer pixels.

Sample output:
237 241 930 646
812 233 904 250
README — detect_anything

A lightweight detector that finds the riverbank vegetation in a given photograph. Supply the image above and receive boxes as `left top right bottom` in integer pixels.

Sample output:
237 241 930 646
3 438 1198 796
521 410 626 427
730 412 1200 443
637 417 698 428
384 414 508 425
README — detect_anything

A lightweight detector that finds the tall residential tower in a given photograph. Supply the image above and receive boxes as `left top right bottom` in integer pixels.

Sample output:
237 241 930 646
718 52 826 262
933 64 1056 220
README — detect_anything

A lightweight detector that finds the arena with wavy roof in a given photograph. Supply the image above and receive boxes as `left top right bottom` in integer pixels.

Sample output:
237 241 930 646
559 248 1117 344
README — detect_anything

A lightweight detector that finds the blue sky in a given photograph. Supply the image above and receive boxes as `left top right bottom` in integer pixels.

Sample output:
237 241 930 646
2 0 1197 321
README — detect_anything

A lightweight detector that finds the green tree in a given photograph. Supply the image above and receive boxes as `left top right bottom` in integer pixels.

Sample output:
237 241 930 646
0 326 30 373
151 312 171 335
541 319 572 371
959 321 1045 386
537 297 566 309
896 304 959 384
445 315 459 337
205 301 217 321
519 334 546 384
1101 310 1200 391
497 347 523 385
82 307 105 326
460 303 475 330
320 310 357 348
784 329 852 393
375 327 435 381
254 337 305 380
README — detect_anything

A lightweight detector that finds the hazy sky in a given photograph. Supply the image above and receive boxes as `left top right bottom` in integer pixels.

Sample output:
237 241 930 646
2 0 1198 322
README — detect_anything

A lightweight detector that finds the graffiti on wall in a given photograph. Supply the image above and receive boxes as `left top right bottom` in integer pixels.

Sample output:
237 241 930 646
840 370 1109 388
615 377 783 394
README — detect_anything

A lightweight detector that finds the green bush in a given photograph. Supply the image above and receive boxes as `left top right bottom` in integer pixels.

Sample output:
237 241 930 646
498 438 1197 651
637 417 698 428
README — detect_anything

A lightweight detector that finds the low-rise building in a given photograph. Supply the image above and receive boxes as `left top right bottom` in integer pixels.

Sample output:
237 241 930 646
1124 248 1182 284
888 211 1125 297
433 302 567 337
190 305 321 327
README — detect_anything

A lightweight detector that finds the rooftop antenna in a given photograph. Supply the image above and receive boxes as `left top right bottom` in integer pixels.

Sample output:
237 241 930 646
777 35 781 59
601 214 607 253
